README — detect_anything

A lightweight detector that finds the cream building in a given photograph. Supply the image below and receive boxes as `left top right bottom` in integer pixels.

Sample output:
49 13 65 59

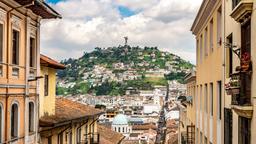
191 0 224 144
191 0 256 144
0 0 59 143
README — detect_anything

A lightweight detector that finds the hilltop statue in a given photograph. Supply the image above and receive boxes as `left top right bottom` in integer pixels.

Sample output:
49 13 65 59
124 36 128 46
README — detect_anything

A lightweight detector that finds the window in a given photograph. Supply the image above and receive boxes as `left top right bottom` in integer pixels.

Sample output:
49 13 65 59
232 0 240 9
85 125 88 141
0 105 2 143
210 83 213 116
204 84 208 113
118 127 120 133
0 24 3 62
200 35 203 63
48 136 52 144
200 132 203 144
29 102 34 132
68 132 72 144
30 37 36 67
196 39 199 64
200 85 203 111
58 132 63 144
11 103 18 139
44 75 49 96
204 27 208 56
217 7 222 46
217 81 222 120
210 19 213 51
76 128 81 143
224 108 232 144
227 34 233 77
239 116 251 144
12 30 19 65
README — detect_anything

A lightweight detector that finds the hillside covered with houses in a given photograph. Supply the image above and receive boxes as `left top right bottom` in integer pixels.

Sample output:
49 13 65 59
57 46 194 96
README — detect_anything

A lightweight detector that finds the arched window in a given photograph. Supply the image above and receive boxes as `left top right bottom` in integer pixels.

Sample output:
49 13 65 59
0 104 2 143
118 127 120 132
29 102 34 132
11 103 18 138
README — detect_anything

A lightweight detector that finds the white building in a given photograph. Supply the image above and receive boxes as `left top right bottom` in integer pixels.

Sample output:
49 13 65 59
111 114 132 138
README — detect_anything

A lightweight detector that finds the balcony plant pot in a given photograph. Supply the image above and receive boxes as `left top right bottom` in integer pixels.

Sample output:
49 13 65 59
230 87 240 95
225 88 232 95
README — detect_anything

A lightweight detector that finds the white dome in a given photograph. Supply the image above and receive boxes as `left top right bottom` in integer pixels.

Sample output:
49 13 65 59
112 114 129 125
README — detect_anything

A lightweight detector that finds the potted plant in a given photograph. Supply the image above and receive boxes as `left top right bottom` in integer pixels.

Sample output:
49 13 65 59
240 52 251 72
225 83 232 95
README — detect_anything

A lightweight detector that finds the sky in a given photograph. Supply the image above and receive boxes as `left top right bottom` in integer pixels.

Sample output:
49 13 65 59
42 0 203 64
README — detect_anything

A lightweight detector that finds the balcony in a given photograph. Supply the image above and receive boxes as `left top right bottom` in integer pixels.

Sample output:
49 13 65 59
80 133 100 144
230 0 253 23
227 72 253 118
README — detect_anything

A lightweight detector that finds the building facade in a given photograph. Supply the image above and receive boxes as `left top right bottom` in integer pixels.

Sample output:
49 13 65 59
191 0 256 144
0 0 59 143
39 55 103 144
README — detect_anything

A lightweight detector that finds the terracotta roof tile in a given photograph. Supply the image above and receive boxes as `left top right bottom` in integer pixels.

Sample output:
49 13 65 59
40 97 103 126
132 123 157 130
98 124 124 144
40 54 65 69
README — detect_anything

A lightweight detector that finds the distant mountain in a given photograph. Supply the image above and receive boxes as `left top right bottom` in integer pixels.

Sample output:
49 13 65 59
57 46 194 96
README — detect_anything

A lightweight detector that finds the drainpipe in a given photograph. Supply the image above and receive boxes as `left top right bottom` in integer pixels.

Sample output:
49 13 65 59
222 1 226 144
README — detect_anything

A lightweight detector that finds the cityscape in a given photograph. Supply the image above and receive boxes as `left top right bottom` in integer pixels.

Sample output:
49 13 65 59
0 0 255 144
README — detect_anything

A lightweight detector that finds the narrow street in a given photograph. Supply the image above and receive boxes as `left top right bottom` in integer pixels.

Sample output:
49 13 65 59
155 85 169 144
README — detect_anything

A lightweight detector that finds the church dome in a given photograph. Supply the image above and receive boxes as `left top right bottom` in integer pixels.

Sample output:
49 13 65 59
112 114 129 125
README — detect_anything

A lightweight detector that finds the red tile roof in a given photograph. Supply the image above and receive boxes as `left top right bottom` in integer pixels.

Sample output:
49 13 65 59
40 97 103 127
40 54 65 69
132 123 157 130
98 124 124 144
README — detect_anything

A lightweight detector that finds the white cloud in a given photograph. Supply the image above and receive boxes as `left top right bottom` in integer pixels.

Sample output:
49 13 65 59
41 0 203 64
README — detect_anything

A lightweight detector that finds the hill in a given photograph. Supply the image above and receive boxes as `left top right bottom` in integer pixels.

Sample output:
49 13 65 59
57 46 194 96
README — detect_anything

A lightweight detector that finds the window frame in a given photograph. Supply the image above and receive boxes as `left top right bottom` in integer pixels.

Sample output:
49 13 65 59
12 29 20 65
29 37 36 68
44 75 49 96
28 101 35 133
11 102 19 139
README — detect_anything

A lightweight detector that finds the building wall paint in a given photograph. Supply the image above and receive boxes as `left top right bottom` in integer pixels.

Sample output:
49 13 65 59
39 66 56 117
0 0 40 143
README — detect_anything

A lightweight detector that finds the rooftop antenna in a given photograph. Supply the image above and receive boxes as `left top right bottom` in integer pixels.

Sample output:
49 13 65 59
124 36 128 46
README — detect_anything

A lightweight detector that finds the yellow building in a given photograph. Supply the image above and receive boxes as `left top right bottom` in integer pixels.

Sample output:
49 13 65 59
191 0 224 144
39 55 103 144
177 70 196 144
0 0 59 143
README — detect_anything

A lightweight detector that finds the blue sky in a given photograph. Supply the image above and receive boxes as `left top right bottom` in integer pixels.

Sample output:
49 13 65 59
47 0 61 4
47 0 137 18
118 6 137 17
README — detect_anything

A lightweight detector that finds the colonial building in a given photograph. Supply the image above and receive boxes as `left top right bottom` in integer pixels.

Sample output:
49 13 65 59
191 0 256 144
0 0 59 143
39 54 103 144
191 0 224 144
177 70 196 144
223 0 255 144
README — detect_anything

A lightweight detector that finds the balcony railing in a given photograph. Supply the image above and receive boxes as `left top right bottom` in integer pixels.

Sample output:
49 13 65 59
230 72 251 106
80 133 100 144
